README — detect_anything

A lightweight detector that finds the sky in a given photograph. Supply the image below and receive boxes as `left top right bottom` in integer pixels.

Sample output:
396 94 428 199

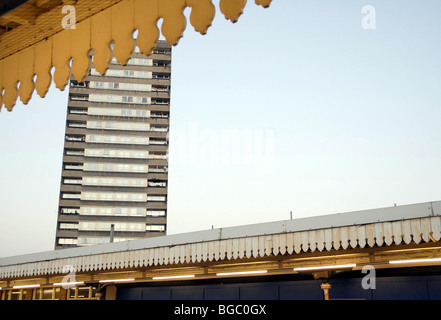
0 0 440 258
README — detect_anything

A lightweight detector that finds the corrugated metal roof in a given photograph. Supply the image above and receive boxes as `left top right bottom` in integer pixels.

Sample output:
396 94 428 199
1 201 439 267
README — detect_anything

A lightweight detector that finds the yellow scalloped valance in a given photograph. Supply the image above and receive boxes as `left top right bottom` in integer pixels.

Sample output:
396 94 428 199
0 0 272 112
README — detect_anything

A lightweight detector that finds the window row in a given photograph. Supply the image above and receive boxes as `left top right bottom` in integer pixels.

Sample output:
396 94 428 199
63 162 167 173
67 177 166 188
80 207 165 217
59 222 78 229
150 125 168 132
111 56 153 66
79 221 151 232
90 68 152 79
149 138 168 145
81 191 147 202
58 238 77 245
84 162 148 173
82 176 148 187
84 148 148 159
59 207 166 217
87 120 150 131
59 222 166 233
88 107 149 118
67 122 166 133
89 93 150 104
86 109 169 119
78 237 126 245
61 192 166 202
90 81 150 92
86 134 149 145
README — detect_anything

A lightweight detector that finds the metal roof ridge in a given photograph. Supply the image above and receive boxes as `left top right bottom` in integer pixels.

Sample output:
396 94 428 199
1 200 439 266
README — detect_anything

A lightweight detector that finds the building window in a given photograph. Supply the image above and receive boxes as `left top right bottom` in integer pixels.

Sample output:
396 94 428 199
86 134 149 145
81 192 147 202
70 94 89 101
79 222 145 232
83 177 147 187
148 152 167 160
122 95 133 103
58 238 78 245
123 70 135 77
150 125 168 132
84 162 147 173
149 138 167 145
60 208 80 215
87 121 149 132
88 107 149 118
148 180 167 187
66 135 85 142
61 193 81 199
64 163 84 170
149 165 167 173
67 121 86 128
147 195 166 202
146 225 165 232
69 108 88 115
59 223 79 230
63 178 82 185
147 210 166 217
78 237 137 246
65 149 84 156
150 112 169 119
81 207 145 217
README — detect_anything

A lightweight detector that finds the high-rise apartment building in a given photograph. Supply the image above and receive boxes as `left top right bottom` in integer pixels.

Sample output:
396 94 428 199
54 41 171 249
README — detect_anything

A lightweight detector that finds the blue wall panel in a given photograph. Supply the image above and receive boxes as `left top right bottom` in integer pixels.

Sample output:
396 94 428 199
171 287 204 300
279 281 322 300
142 287 171 300
117 287 142 300
239 284 279 300
373 277 429 300
329 278 373 300
204 286 240 300
427 279 441 300
116 275 441 300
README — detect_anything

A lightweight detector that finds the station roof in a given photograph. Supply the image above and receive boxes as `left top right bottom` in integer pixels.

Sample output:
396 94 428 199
0 0 272 111
1 201 441 279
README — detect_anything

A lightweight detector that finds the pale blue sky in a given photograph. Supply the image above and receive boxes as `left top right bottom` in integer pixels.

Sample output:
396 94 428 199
1 1 440 257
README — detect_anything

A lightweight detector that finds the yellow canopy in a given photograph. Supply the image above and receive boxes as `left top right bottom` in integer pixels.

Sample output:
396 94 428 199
0 0 271 112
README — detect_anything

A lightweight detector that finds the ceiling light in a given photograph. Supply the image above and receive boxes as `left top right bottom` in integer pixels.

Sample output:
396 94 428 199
389 257 441 264
294 264 356 272
53 281 84 286
12 284 41 289
152 275 195 280
99 278 135 283
216 270 268 276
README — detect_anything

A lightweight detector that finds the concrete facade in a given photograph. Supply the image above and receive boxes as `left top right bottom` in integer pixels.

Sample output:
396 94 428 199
54 41 172 249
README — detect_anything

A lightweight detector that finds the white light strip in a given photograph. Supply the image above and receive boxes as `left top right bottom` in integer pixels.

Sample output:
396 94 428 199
216 270 268 277
12 284 41 289
152 275 195 280
99 278 135 283
389 258 441 265
294 264 356 272
53 281 84 286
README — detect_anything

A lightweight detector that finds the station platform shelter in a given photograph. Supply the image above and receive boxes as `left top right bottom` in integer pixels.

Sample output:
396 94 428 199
2 201 441 301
